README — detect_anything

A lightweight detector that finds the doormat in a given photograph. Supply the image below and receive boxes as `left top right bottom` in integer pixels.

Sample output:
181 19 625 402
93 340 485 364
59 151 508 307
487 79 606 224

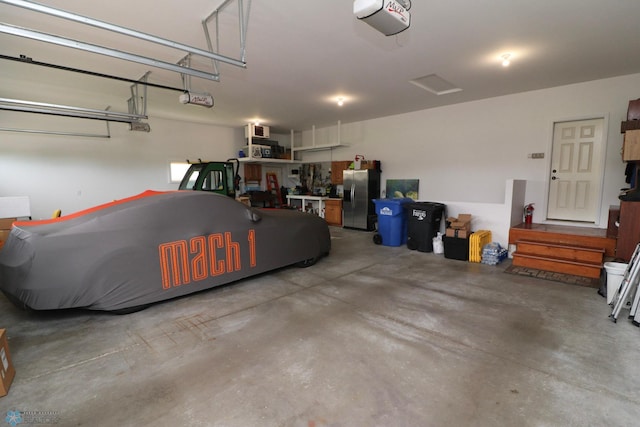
504 264 601 288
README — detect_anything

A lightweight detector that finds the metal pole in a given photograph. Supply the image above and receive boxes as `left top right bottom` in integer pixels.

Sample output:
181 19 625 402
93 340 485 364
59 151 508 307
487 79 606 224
0 23 221 81
1 0 246 68
0 54 185 92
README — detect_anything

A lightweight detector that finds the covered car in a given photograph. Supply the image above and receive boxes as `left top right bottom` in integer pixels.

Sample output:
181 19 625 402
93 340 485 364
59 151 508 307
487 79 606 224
0 190 330 312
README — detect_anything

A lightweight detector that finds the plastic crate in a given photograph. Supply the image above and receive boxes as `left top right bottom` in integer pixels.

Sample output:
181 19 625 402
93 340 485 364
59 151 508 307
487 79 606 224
443 235 470 261
469 230 492 263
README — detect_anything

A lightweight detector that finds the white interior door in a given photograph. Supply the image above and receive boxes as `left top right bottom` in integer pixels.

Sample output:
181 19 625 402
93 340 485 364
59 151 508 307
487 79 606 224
547 118 604 222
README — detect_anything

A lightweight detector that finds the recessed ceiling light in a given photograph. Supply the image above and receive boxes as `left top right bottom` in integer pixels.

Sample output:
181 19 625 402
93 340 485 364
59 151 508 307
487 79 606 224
501 53 512 67
337 97 344 106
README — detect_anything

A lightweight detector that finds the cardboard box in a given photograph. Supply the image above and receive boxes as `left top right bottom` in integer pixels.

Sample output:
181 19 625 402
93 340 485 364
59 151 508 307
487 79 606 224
446 227 470 238
0 329 15 398
359 160 380 170
447 214 471 229
446 214 471 238
278 149 292 160
0 218 16 230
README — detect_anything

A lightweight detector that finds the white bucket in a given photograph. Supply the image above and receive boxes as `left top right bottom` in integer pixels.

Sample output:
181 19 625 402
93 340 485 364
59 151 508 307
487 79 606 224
604 262 628 304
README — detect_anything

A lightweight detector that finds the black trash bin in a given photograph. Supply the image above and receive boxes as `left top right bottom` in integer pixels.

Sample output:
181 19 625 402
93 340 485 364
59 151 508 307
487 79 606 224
406 202 446 252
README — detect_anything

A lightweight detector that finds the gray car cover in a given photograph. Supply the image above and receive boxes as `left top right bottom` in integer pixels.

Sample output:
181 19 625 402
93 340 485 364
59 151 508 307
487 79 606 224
0 190 330 312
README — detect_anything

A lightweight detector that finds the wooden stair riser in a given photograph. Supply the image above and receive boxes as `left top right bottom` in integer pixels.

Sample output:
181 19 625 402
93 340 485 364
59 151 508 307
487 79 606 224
509 228 616 257
515 242 603 264
512 254 601 279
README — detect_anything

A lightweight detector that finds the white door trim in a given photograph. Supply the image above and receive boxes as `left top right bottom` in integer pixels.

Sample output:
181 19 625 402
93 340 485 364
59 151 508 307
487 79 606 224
542 113 609 227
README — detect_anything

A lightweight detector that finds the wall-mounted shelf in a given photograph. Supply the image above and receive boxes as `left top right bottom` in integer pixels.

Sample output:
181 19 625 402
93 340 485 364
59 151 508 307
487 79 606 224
237 157 293 164
292 121 347 155
240 121 346 164
294 142 343 152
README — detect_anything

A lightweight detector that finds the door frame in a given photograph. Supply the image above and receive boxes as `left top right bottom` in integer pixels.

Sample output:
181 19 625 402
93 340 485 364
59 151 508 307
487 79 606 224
542 113 610 227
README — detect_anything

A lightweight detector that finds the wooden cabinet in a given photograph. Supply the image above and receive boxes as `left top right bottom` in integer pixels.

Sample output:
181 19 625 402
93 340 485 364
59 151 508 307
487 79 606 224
324 199 343 226
330 160 381 184
244 163 262 183
623 130 640 161
617 201 640 261
331 161 352 185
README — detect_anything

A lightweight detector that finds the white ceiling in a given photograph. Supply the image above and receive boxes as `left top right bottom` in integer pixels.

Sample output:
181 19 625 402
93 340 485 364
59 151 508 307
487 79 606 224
2 0 640 133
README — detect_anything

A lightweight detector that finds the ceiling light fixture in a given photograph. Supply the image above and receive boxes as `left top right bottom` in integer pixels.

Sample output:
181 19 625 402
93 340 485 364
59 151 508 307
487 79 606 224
337 97 344 106
501 53 511 67
245 118 264 126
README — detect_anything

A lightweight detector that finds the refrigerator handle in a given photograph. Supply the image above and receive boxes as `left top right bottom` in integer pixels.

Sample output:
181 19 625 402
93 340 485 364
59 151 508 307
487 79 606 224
350 184 355 207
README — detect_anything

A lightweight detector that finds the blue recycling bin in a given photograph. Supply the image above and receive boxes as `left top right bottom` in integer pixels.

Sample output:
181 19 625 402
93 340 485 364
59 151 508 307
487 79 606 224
373 198 413 246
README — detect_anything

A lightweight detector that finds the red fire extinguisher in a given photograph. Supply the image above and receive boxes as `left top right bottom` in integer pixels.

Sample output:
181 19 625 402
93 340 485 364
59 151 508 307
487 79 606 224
524 203 535 224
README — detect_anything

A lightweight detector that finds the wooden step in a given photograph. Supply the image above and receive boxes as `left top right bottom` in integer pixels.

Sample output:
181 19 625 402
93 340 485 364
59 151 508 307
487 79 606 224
512 253 602 279
509 223 616 257
515 240 604 264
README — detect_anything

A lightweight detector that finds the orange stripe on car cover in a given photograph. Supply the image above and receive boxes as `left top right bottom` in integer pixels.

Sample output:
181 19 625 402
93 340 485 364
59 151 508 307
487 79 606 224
13 190 170 227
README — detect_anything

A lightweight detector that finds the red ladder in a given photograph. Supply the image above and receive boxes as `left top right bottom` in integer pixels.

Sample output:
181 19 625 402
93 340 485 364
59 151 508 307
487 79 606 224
266 172 283 207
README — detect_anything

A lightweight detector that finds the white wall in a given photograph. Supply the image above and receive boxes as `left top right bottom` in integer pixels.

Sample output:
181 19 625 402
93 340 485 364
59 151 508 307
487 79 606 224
1 72 638 232
0 114 241 219
302 73 640 229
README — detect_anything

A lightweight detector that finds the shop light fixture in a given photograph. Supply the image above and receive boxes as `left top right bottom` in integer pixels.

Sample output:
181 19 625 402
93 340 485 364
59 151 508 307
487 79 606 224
0 98 147 123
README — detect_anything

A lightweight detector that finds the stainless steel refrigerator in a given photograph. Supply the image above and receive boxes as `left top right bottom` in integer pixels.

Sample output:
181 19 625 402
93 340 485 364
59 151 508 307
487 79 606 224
343 169 380 230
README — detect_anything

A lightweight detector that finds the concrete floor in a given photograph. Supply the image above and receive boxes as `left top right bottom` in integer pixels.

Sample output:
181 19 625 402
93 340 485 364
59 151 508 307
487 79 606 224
1 227 640 426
